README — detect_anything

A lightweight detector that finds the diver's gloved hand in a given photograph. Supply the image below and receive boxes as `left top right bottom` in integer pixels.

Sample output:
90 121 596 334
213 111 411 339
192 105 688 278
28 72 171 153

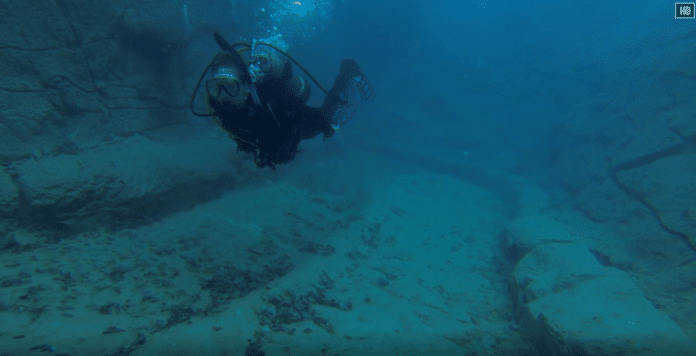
339 59 362 79
332 59 376 107
321 59 375 129
341 59 376 103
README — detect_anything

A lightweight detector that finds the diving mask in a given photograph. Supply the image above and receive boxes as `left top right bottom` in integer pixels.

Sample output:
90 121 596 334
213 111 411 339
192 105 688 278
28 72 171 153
206 54 250 110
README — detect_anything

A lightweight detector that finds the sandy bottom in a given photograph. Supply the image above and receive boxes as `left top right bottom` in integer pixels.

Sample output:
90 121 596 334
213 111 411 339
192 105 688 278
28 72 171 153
0 152 565 355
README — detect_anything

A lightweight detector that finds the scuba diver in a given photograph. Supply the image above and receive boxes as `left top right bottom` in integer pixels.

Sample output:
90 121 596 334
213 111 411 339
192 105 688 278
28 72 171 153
191 32 376 168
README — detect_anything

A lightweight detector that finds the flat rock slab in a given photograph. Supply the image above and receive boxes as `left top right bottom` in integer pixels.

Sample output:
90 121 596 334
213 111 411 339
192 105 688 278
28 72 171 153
507 216 583 256
512 242 691 355
10 133 243 231
526 268 690 356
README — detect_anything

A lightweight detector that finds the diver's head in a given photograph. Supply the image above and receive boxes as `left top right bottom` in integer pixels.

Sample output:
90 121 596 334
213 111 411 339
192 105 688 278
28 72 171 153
249 47 284 84
206 52 250 111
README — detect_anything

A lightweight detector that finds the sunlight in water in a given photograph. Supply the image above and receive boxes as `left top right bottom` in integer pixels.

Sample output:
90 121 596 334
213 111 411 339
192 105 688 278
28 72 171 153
284 0 316 17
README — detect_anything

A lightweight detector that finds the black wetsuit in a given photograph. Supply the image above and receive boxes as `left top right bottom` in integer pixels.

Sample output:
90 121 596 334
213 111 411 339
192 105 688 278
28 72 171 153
195 33 373 168
210 59 361 168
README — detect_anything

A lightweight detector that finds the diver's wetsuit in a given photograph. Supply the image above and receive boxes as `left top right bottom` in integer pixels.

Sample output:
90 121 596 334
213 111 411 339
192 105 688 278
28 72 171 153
211 69 334 167
209 61 335 168
192 33 375 168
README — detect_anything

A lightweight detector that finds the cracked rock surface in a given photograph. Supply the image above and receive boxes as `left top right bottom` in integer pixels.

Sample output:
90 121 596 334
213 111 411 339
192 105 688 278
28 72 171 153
615 153 696 249
552 33 696 339
569 63 696 254
0 0 211 234
0 0 191 164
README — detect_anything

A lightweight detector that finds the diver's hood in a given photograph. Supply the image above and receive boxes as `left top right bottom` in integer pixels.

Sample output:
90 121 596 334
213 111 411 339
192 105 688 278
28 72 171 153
191 33 327 117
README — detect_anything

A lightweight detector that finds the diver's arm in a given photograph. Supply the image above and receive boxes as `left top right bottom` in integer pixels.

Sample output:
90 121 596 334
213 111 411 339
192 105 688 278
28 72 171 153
297 106 334 140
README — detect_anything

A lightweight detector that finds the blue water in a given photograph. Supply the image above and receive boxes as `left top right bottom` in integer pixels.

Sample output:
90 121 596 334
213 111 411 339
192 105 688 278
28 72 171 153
1 0 695 355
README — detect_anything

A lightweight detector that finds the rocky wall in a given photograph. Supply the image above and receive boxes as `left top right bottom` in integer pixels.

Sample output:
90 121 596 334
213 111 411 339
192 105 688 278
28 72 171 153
0 0 257 236
556 39 696 254
536 32 696 340
0 0 192 163
583 75 696 251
